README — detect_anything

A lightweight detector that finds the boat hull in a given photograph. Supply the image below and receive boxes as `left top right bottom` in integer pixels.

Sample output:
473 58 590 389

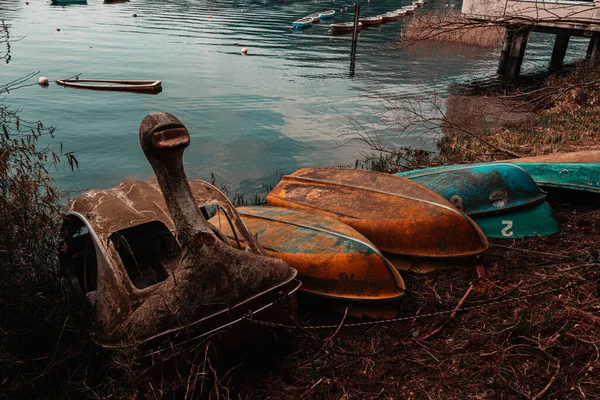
359 17 384 25
396 164 546 216
505 151 600 163
56 79 162 92
209 206 406 303
473 202 560 239
381 13 400 22
266 168 488 257
507 163 600 194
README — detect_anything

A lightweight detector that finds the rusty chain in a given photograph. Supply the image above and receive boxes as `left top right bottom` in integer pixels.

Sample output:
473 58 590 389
244 269 600 331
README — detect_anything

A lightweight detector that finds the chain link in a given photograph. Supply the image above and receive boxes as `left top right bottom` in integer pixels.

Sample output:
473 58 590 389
245 272 599 330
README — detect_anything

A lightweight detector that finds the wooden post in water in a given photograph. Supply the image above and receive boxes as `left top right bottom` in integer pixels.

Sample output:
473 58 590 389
352 4 360 43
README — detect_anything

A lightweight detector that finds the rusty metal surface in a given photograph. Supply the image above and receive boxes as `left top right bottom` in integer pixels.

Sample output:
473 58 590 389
505 151 600 163
209 206 405 302
266 168 488 257
64 112 297 348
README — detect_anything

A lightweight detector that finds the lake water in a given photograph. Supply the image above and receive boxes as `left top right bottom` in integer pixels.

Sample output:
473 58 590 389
0 0 591 198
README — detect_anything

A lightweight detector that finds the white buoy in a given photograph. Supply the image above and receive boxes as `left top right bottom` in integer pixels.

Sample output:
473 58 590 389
38 77 49 87
241 47 248 55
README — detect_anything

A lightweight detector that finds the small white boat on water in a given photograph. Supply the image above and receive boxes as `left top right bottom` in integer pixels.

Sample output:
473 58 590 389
412 0 425 6
402 5 418 14
381 11 401 22
359 15 384 26
330 21 362 35
305 13 321 23
292 17 314 28
56 79 162 92
319 9 336 19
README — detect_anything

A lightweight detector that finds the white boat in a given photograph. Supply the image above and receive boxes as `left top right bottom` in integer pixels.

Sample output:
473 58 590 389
292 17 313 28
319 9 336 19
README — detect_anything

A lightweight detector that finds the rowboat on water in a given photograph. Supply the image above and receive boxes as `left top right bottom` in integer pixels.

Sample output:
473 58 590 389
267 168 488 257
397 164 561 239
51 0 87 4
381 12 401 22
359 16 384 26
393 9 407 17
60 112 299 352
56 79 162 92
319 9 336 19
412 0 425 7
499 151 600 195
208 206 405 308
402 5 417 14
292 17 314 28
330 22 363 34
305 13 321 23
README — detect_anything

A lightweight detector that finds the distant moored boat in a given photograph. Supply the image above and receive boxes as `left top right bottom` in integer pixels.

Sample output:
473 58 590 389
330 21 363 34
56 79 162 92
359 16 384 26
381 12 401 22
319 10 336 19
305 13 321 23
292 17 314 28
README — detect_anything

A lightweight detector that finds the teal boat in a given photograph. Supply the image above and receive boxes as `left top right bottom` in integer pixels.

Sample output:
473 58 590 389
507 163 600 194
397 163 560 238
472 202 559 239
499 151 600 194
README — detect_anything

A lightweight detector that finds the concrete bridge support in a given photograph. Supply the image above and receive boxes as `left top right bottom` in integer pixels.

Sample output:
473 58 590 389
550 34 570 71
588 37 600 63
498 26 530 78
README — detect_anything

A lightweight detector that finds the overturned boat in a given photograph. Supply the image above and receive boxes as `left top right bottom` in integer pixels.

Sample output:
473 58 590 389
266 168 488 257
501 151 600 195
397 163 560 239
209 206 405 306
60 112 299 351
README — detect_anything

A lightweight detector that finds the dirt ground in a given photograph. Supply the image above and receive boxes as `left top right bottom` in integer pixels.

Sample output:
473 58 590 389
185 192 598 399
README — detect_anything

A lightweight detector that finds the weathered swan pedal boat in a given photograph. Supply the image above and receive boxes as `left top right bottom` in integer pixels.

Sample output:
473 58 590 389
330 22 363 35
266 168 488 257
56 79 162 92
60 112 299 353
208 206 405 312
396 163 560 239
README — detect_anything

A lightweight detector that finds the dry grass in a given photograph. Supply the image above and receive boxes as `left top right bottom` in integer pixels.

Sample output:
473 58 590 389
400 11 504 48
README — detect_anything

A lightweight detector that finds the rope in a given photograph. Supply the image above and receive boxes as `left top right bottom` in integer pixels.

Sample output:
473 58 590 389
244 271 600 331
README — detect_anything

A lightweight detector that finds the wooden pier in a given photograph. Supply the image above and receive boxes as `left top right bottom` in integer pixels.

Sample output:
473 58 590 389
462 0 600 77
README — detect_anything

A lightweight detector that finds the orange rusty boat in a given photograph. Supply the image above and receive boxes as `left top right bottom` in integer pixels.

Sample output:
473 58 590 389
208 206 405 304
266 168 488 258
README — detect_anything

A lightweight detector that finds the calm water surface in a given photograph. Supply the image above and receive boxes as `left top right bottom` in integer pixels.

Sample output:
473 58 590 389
0 0 590 197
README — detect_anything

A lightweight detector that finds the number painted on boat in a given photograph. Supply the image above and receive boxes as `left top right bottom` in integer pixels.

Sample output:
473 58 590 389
501 220 514 237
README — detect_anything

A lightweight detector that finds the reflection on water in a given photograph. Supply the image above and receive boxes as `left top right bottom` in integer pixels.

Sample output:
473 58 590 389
0 0 591 197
